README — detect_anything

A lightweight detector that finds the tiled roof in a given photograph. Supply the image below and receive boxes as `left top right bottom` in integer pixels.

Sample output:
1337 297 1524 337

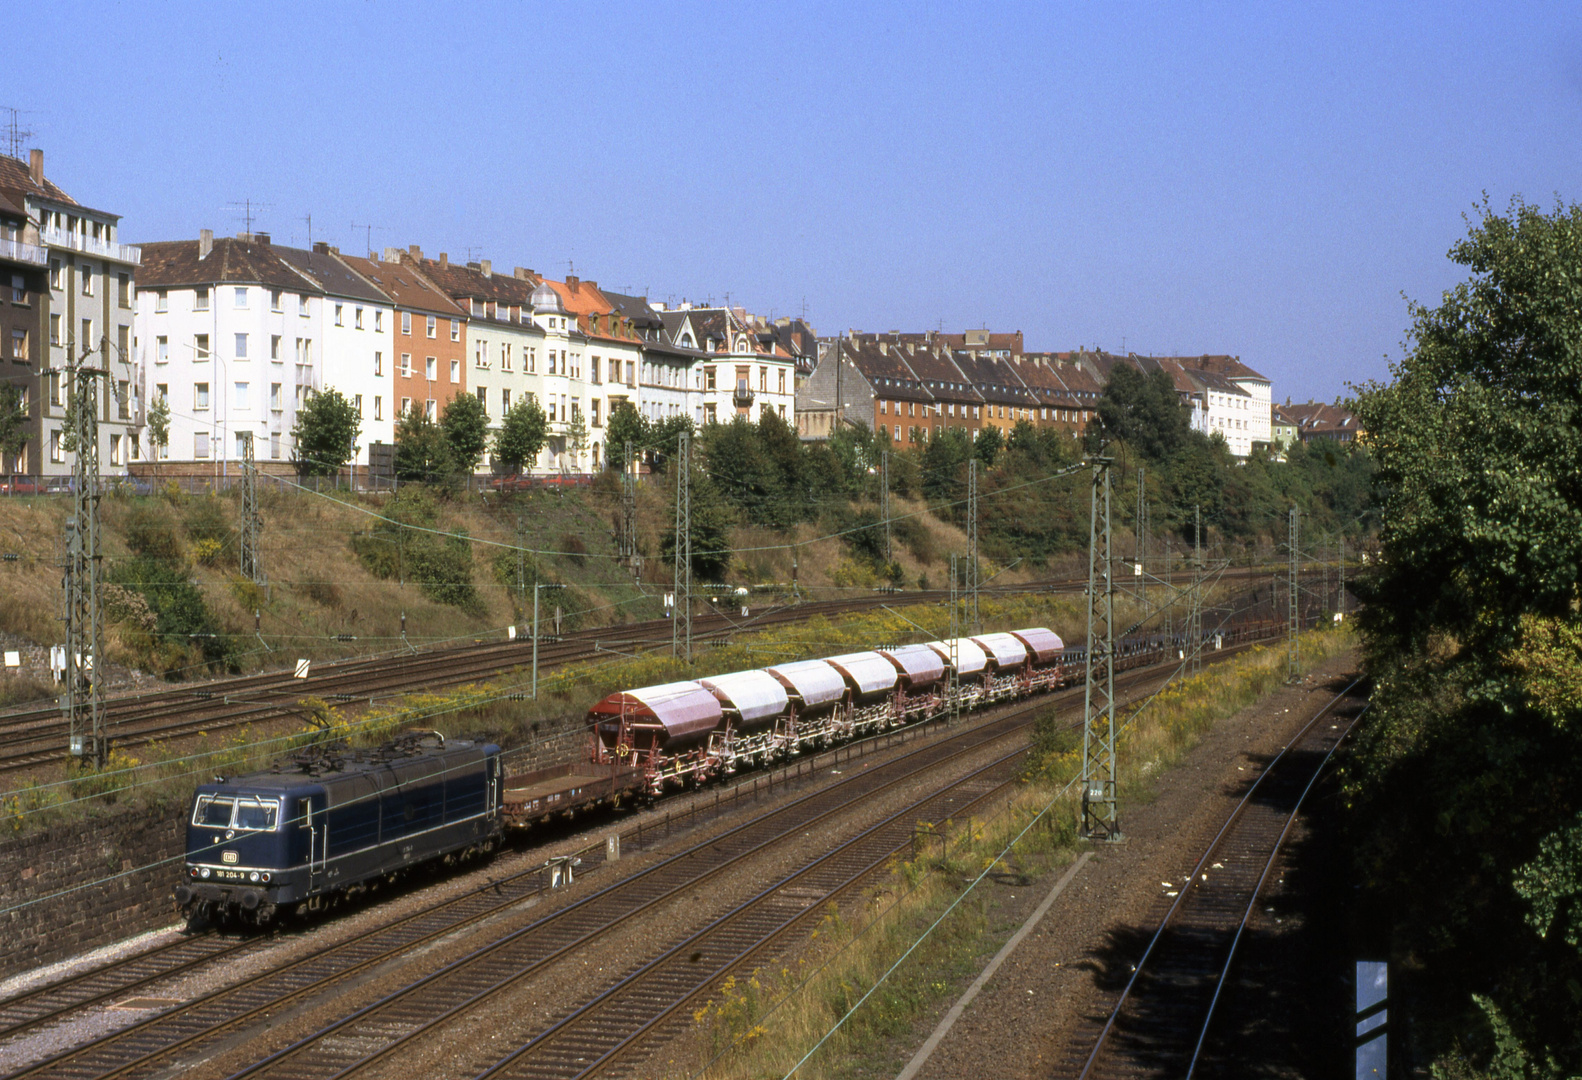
902 346 983 404
0 154 79 209
845 343 933 404
136 237 319 291
1283 401 1359 432
952 351 1028 406
414 256 534 305
338 253 464 317
275 244 390 304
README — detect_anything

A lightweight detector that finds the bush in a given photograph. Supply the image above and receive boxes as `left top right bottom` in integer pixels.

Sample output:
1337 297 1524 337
124 506 184 560
184 496 234 547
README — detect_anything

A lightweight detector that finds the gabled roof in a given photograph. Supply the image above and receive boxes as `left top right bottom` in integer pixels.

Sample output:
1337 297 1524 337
901 346 983 404
414 256 535 306
844 342 933 405
1283 401 1360 433
547 276 613 318
137 237 319 291
275 244 390 304
951 350 1027 407
0 153 86 212
338 253 465 318
1176 353 1268 384
602 290 666 333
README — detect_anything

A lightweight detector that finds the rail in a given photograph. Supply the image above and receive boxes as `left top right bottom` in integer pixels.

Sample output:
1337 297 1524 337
1076 677 1367 1078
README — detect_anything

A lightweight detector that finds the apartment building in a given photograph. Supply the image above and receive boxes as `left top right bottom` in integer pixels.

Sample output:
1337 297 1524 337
0 150 141 476
341 249 466 428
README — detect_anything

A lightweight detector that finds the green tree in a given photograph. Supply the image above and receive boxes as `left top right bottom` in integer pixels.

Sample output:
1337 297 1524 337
973 425 1003 466
662 467 734 581
921 426 972 505
0 382 31 469
393 406 450 482
492 398 546 475
440 393 490 476
605 400 647 470
1087 364 1193 460
1345 196 1582 1073
291 387 361 478
144 394 170 474
566 404 590 469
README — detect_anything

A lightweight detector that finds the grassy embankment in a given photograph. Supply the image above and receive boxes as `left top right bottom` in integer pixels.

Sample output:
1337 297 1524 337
674 625 1357 1080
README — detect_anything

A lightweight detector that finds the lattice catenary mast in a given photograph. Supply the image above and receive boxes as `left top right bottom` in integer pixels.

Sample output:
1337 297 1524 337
62 337 106 767
1080 457 1121 842
671 430 692 661
967 457 980 633
239 432 263 584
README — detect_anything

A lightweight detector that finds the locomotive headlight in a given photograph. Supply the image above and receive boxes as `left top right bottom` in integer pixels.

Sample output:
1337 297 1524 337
200 867 211 879
190 867 199 877
249 872 260 883
261 872 271 882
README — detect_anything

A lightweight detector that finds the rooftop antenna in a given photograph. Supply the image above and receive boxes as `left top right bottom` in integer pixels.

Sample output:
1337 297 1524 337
351 222 387 254
462 245 484 263
227 198 272 234
1 106 35 162
300 212 313 248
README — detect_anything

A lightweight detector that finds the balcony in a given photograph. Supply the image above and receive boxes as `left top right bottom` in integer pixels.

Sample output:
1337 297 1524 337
40 225 141 265
732 379 754 408
0 237 48 267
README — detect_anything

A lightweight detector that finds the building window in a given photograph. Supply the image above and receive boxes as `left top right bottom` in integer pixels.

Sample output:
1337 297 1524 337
426 315 437 338
880 400 888 415
705 403 717 425
527 348 536 374
194 431 209 459
501 388 511 412
299 295 310 317
425 356 436 380
400 353 412 376
450 359 459 383
354 393 363 416
270 432 281 459
194 286 208 310
373 310 382 332
591 398 601 426
271 383 282 411
81 265 93 296
425 399 436 420
401 311 412 335
118 273 131 308
156 335 168 363
778 368 786 394
450 319 460 341
401 396 412 416
195 334 210 361
235 382 249 410
117 380 130 419
10 328 28 361
476 386 487 411
334 304 344 327
759 366 767 392
7 273 23 303
50 429 62 463
354 307 364 330
374 396 383 421
81 319 93 350
271 289 282 311
234 333 248 359
194 382 210 411
270 335 281 361
50 314 61 345
234 433 248 459
626 360 635 386
234 287 248 309
373 351 383 376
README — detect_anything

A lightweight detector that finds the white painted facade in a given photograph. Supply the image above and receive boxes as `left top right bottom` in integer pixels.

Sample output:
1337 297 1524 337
136 272 321 469
306 281 395 464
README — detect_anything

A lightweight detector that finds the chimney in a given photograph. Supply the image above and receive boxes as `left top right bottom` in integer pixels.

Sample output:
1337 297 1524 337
567 274 580 292
513 267 531 280
409 244 422 259
313 241 330 254
255 232 271 245
199 229 213 259
383 247 402 263
439 253 448 267
480 259 491 277
28 149 42 186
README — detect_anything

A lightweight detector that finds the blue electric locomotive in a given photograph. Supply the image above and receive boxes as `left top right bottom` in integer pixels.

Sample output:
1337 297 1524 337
174 731 503 926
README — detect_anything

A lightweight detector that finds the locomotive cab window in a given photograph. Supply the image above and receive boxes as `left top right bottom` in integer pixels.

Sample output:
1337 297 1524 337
192 794 281 831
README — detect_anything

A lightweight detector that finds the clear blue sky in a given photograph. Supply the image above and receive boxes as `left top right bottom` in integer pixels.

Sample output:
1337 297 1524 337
8 1 1580 402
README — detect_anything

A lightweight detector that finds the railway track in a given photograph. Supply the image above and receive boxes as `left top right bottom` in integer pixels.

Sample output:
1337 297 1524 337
1068 677 1368 1079
0 640 1230 1080
0 587 1048 776
0 566 1321 780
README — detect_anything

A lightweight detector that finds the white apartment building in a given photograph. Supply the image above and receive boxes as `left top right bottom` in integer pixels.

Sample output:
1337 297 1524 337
136 231 321 469
275 245 396 463
657 306 795 428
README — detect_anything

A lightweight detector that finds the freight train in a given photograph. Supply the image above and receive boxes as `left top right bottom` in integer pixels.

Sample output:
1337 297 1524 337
176 621 1272 926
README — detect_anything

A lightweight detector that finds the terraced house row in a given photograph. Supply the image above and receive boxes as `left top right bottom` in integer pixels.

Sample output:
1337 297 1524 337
134 234 809 474
798 332 1273 458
